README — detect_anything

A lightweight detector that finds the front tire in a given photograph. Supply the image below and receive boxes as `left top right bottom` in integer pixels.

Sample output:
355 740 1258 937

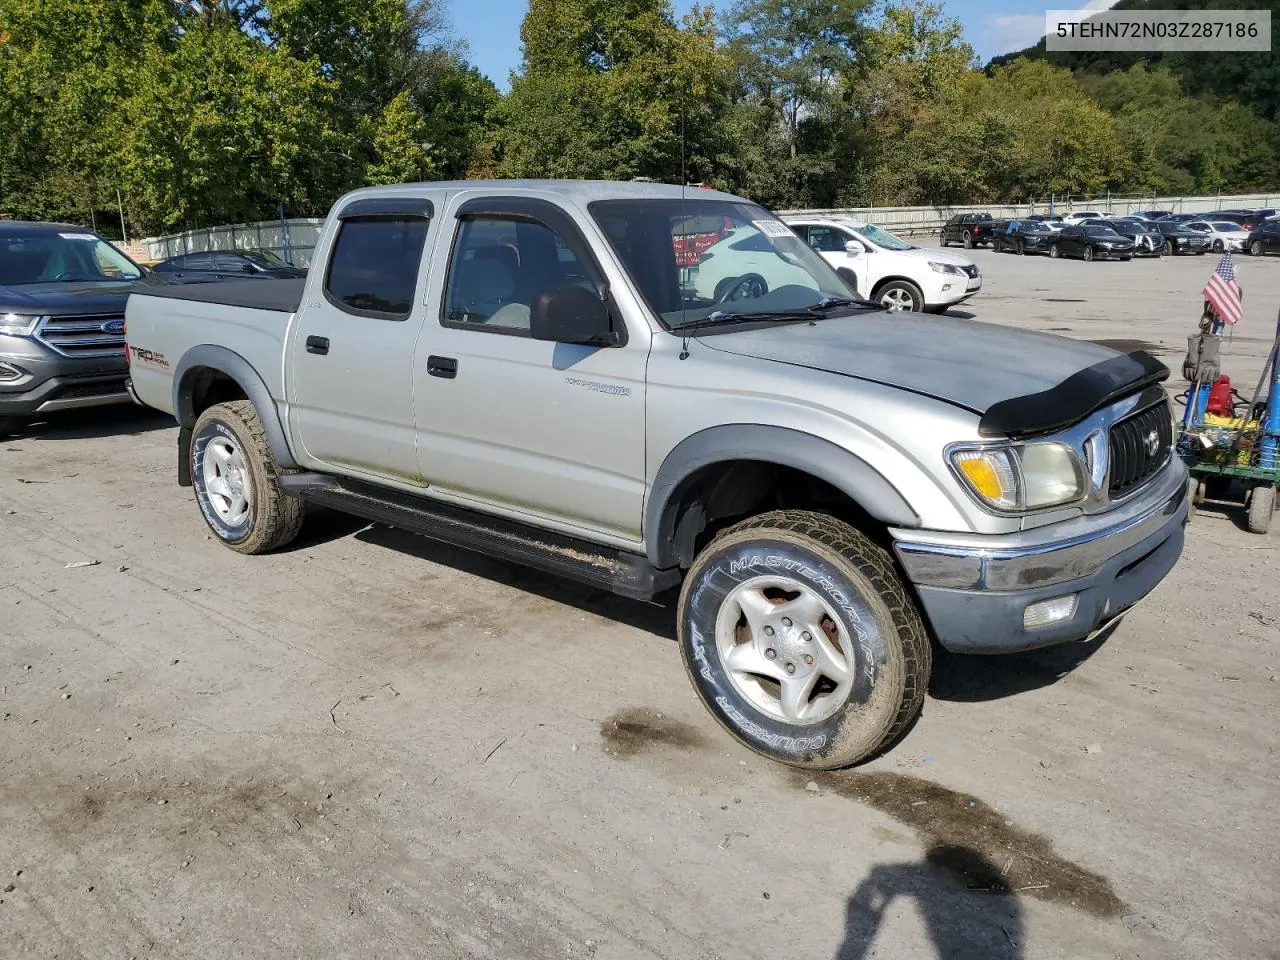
1164 241 1174 256
1213 240 1224 253
0 415 28 437
939 231 949 247
677 511 931 769
875 280 924 312
1015 240 1025 256
1084 245 1095 262
1049 243 1060 259
1248 484 1275 535
191 400 305 554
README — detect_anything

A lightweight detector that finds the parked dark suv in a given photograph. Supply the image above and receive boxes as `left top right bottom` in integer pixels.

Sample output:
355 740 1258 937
940 213 997 249
992 219 1055 255
0 222 143 433
151 248 305 283
1246 220 1280 257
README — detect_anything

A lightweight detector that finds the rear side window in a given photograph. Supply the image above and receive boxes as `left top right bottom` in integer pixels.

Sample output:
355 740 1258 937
325 216 430 320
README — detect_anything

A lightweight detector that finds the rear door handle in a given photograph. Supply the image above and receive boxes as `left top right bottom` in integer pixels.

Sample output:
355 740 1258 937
305 335 329 355
427 355 458 379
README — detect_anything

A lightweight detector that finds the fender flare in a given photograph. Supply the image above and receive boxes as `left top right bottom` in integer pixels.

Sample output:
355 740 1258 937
171 344 299 469
644 424 920 570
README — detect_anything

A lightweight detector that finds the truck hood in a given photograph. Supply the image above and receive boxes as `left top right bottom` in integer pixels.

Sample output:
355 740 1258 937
698 313 1163 434
0 281 135 315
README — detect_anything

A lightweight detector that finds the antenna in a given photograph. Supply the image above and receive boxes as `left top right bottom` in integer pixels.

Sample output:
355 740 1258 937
679 100 690 360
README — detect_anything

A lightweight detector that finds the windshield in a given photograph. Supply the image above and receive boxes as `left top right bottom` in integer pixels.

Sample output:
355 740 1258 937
0 230 141 285
1085 226 1120 237
1021 222 1051 233
1210 222 1246 232
590 199 857 329
243 249 292 269
854 223 913 250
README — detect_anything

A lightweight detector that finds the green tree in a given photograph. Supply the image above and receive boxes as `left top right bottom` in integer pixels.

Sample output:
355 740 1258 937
497 0 732 184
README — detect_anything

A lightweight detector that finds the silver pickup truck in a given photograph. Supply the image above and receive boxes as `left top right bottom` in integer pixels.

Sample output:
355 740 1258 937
125 180 1189 769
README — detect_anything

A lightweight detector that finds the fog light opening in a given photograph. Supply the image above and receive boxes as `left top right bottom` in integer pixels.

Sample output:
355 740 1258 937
0 361 24 382
1023 594 1078 630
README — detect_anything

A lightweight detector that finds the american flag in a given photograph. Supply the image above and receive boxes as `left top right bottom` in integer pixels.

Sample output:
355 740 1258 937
1203 253 1243 324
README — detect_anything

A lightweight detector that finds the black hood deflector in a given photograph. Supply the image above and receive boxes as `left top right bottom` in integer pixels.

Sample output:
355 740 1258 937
978 350 1169 438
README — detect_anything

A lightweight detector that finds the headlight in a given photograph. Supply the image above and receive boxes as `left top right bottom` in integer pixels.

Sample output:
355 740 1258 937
928 261 964 275
950 442 1084 512
0 313 42 336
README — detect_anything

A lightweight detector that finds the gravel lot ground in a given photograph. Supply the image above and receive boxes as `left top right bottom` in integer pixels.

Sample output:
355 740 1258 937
2 245 1278 960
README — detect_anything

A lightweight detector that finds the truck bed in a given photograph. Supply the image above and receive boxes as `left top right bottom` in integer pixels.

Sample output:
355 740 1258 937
131 277 305 313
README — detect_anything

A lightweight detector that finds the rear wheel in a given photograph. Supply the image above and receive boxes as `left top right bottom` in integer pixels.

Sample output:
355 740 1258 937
939 231 949 247
875 280 924 312
1083 245 1095 262
1247 484 1275 535
1015 240 1025 256
962 231 973 249
1251 240 1265 257
1049 243 1060 259
1212 239 1224 253
678 510 931 769
191 400 305 554
1164 241 1175 256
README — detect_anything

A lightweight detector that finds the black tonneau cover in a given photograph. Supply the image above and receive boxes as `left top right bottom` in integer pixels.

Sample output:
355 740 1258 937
130 277 305 314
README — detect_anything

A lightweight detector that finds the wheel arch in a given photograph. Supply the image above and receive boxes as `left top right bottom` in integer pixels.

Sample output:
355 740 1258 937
644 425 920 570
868 275 926 302
172 345 299 474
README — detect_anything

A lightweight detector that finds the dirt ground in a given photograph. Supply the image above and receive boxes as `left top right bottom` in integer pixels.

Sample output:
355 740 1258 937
2 246 1279 960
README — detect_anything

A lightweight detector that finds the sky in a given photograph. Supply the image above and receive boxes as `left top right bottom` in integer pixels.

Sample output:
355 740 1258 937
446 0 1123 92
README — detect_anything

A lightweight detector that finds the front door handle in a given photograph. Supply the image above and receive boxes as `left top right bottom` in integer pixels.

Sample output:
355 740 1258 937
427 355 458 379
305 335 329 355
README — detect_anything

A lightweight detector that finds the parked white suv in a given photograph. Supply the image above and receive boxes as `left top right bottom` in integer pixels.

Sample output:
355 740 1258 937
1060 211 1107 225
782 216 981 313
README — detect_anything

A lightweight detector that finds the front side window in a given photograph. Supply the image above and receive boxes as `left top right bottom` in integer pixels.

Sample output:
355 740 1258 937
325 216 429 319
442 215 590 334
591 198 855 330
804 226 848 253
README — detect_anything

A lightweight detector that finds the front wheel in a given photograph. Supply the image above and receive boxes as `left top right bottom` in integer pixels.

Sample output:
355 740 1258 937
875 280 924 312
191 400 305 554
1213 240 1224 253
1083 245 1095 262
1015 240 1025 256
1049 243 1060 259
677 510 931 769
939 231 949 247
1164 241 1174 256
1248 484 1275 535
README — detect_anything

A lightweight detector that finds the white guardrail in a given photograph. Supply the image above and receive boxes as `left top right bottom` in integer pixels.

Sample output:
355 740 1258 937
140 192 1278 262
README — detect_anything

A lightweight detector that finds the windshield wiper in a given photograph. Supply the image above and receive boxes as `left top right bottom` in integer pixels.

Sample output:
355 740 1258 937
807 296 885 313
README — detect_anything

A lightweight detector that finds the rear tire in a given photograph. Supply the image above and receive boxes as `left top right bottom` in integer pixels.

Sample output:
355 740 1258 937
677 510 931 769
191 400 305 555
1049 243 1060 259
1084 246 1095 262
1015 240 1025 256
939 231 949 247
1212 240 1224 253
1164 241 1174 256
1251 240 1264 257
1247 484 1275 535
962 231 973 249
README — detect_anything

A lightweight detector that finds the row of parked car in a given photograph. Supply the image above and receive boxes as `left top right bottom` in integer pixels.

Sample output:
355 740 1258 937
943 208 1280 261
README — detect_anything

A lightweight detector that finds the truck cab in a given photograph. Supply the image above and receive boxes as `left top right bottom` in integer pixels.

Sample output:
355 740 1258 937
125 180 1189 770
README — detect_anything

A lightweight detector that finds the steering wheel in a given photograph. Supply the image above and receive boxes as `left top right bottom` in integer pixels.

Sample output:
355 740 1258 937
717 274 768 304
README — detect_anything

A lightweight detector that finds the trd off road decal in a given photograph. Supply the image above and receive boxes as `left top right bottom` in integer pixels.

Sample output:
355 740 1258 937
128 345 170 370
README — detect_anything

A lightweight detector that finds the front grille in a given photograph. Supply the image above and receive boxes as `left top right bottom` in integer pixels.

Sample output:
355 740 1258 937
1109 401 1173 497
36 314 126 357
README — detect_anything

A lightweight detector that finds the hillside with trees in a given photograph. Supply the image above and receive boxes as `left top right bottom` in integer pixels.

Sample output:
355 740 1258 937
1 0 1276 237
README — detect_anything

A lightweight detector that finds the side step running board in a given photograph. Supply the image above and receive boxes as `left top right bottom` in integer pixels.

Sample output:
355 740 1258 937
277 473 678 601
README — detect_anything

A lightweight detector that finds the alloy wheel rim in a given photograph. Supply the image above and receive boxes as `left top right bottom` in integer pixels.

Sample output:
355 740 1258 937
714 575 857 724
202 436 252 526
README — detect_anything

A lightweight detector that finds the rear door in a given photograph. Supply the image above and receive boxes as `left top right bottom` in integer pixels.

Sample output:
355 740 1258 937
287 196 436 481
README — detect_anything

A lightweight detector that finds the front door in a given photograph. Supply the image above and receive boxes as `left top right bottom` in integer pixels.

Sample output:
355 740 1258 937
288 199 435 482
801 224 866 296
411 199 649 541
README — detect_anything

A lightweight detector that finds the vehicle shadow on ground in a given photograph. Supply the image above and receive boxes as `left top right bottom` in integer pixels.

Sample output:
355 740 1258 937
2 406 173 441
835 845 1023 959
927 624 1115 703
932 309 976 319
294 510 679 642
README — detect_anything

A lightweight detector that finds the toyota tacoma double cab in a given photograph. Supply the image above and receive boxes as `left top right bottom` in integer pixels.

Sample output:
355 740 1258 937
124 180 1189 769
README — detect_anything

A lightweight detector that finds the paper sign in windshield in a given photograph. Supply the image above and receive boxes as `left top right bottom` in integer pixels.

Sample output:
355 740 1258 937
58 233 98 241
752 220 795 239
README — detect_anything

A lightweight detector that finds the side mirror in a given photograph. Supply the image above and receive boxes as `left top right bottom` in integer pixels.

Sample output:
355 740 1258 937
530 285 620 347
844 239 866 254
